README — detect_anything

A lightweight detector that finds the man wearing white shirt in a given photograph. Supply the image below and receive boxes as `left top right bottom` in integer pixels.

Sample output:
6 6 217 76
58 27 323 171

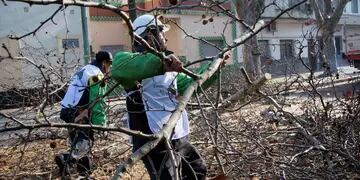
112 14 229 179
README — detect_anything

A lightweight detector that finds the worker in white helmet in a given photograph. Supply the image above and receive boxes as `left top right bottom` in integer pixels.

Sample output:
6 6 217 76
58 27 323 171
112 14 230 180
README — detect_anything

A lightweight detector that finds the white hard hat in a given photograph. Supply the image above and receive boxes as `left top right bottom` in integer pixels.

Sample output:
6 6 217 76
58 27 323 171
133 14 170 36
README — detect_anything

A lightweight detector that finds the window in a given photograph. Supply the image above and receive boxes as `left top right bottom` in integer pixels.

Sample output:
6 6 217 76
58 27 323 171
62 39 79 49
258 40 271 61
352 0 359 13
199 38 225 58
280 40 294 59
23 7 29 13
265 21 277 32
100 45 125 56
335 36 343 55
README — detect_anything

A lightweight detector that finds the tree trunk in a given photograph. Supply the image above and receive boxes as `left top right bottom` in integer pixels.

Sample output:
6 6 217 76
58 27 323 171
308 38 317 71
322 30 337 74
234 0 263 80
310 0 350 75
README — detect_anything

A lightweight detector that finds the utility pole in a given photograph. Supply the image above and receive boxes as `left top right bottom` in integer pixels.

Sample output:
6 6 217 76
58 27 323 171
128 0 137 21
81 7 91 64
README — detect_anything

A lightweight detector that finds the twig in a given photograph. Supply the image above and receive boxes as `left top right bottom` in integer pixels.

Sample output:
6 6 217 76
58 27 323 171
9 5 63 40
0 171 52 177
215 68 222 108
0 112 26 127
211 1 254 32
257 90 326 151
2 43 12 59
8 56 52 123
0 122 155 139
1 0 7 6
194 91 209 120
165 140 180 180
184 57 213 68
241 67 253 84
290 146 315 163
12 130 31 179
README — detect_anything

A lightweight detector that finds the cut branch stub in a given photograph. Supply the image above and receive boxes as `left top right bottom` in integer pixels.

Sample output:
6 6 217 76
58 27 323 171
221 73 271 108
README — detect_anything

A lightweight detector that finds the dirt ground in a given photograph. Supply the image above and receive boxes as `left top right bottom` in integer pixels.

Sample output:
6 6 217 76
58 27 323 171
0 133 150 180
0 96 306 180
0 87 354 179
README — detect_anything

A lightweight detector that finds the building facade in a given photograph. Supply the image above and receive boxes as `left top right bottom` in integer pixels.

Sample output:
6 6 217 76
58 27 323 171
88 0 237 65
1 0 359 91
256 0 360 74
0 3 85 90
89 0 360 73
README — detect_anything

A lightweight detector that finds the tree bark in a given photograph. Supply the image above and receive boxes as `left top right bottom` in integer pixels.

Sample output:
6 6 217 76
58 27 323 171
233 0 263 80
310 0 350 74
308 38 317 71
322 30 337 74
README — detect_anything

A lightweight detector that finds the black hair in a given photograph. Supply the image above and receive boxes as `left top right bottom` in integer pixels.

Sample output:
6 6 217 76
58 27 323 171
95 51 112 62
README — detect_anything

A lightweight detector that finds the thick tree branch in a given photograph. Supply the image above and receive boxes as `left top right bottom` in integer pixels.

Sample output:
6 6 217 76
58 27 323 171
311 0 324 24
228 0 307 53
0 114 155 139
324 0 333 15
221 73 271 108
330 0 350 27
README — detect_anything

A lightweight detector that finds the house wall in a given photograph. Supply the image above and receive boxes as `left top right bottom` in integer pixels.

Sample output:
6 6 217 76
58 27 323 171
88 0 360 69
89 15 184 57
163 17 184 57
257 20 313 60
179 14 234 64
0 2 84 89
90 20 132 53
0 38 22 91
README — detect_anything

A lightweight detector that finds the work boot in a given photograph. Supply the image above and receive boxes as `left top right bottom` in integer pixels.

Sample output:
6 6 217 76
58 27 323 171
55 153 75 177
77 156 92 176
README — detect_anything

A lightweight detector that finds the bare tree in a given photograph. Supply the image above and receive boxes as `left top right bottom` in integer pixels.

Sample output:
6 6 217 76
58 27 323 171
310 0 350 74
232 0 264 80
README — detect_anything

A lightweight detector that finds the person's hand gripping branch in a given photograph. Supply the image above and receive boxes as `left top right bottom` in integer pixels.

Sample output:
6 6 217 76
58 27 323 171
164 54 184 72
220 50 232 68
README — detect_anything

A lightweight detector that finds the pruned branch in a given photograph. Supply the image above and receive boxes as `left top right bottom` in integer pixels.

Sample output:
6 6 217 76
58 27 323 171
0 114 155 139
221 72 271 108
258 90 326 151
310 0 324 24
